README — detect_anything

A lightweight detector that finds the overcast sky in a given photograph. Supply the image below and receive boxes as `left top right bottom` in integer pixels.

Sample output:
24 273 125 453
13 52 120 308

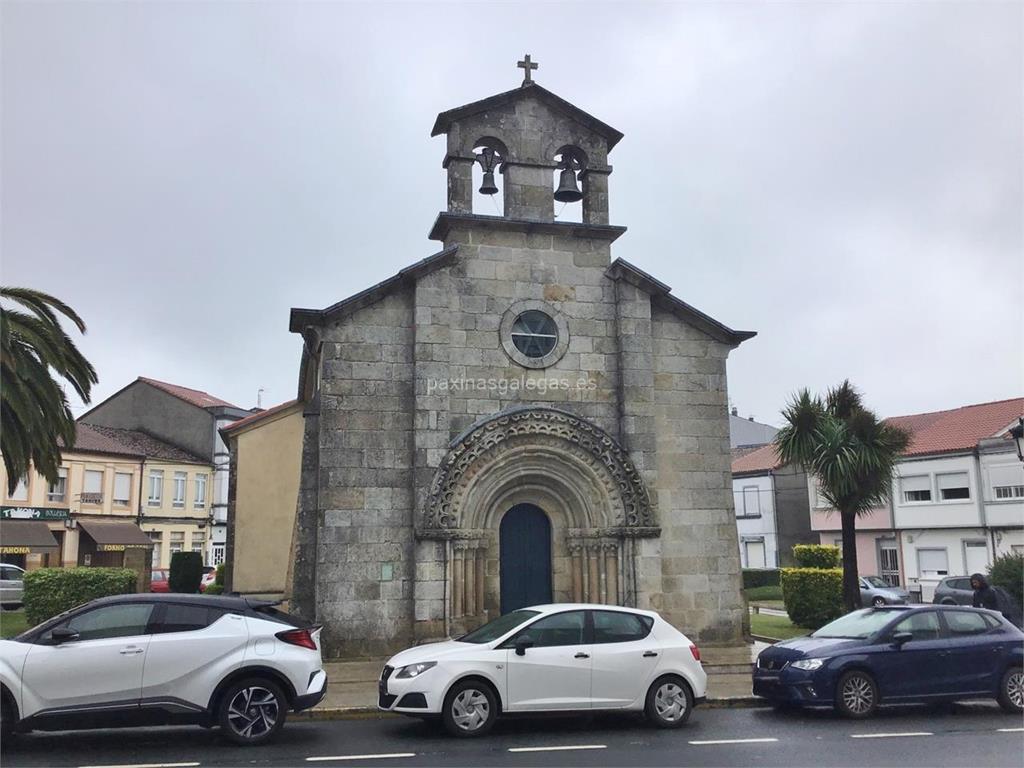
3 1 1021 426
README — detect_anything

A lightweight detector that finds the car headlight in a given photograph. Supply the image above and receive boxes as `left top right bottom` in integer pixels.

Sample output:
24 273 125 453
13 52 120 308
395 661 437 679
791 658 824 671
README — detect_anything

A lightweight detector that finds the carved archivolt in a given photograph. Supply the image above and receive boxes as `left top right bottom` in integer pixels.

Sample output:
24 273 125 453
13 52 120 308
419 407 657 538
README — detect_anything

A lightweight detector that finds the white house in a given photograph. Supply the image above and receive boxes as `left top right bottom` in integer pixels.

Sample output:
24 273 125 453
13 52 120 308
890 399 1024 601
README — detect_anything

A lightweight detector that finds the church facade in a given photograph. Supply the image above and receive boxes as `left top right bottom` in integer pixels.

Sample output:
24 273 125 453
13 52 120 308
287 70 755 657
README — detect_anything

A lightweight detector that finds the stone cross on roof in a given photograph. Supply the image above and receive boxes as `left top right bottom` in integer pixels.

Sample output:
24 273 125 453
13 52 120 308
517 54 538 85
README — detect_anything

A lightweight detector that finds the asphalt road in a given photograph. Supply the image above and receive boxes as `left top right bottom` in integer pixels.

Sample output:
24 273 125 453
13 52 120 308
3 705 1022 768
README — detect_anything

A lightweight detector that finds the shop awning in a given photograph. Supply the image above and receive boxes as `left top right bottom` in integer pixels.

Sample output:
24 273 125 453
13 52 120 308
77 520 154 551
0 519 60 554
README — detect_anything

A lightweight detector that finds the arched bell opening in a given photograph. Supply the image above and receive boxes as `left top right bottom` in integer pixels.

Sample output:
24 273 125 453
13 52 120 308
553 145 587 224
472 137 507 216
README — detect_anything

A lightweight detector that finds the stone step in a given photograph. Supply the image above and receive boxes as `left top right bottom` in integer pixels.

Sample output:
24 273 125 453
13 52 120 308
705 672 753 699
700 645 757 665
702 662 754 675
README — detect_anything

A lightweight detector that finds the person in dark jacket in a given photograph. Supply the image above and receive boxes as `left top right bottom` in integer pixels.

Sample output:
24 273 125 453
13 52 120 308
971 573 999 610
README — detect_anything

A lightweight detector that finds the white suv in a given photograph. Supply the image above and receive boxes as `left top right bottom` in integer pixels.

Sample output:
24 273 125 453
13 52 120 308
379 603 707 737
0 594 326 745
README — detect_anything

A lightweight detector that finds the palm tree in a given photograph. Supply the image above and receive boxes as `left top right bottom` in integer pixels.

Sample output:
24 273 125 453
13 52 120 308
775 381 910 612
1 287 98 494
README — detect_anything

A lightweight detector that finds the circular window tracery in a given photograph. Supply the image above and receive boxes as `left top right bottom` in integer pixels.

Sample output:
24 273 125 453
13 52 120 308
499 300 569 369
510 310 558 358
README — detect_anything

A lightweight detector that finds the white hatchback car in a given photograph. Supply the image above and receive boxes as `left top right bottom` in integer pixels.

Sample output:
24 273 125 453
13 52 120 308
0 594 327 745
379 603 707 736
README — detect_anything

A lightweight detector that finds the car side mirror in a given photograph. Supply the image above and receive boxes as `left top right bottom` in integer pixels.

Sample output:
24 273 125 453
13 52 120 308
50 628 80 644
514 639 535 656
891 631 913 647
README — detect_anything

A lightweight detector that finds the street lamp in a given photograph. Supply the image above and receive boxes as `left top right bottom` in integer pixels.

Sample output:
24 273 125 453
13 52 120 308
1010 416 1024 462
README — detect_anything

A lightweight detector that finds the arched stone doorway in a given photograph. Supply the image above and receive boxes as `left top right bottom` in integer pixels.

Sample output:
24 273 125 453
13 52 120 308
414 406 660 639
499 503 552 613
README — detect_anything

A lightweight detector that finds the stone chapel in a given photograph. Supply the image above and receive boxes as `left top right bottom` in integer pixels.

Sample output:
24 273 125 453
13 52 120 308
286 62 756 657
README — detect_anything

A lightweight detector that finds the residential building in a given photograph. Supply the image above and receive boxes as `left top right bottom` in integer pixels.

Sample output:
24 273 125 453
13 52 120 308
732 444 816 568
79 377 250 565
810 398 1024 600
729 408 778 449
220 400 305 598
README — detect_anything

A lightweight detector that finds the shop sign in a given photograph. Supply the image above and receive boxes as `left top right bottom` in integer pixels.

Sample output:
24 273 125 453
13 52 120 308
0 546 31 554
1 506 70 521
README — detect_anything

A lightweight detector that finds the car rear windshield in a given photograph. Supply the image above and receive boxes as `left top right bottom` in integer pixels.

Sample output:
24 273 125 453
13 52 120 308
458 610 540 644
813 608 904 639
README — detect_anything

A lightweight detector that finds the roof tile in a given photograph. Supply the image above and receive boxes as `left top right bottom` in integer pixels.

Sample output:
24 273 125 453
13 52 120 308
138 377 239 409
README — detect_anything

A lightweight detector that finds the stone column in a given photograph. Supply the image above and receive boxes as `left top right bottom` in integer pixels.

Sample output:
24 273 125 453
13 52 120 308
570 542 583 602
587 544 600 604
474 548 485 616
464 548 476 621
452 546 464 618
605 543 620 605
445 155 474 214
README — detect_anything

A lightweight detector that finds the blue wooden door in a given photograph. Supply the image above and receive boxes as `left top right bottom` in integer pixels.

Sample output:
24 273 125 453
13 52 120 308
500 504 552 614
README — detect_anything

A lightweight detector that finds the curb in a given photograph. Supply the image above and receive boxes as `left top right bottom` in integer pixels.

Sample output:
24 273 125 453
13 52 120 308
296 697 770 721
750 634 779 644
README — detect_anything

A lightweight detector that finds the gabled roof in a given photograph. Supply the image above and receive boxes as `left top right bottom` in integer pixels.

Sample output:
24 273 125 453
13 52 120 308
732 443 782 476
431 82 624 151
66 423 209 465
137 377 239 409
289 246 458 332
605 258 756 347
887 398 1024 458
221 399 301 437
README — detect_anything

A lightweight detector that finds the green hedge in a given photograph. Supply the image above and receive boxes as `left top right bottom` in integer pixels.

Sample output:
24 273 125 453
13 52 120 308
781 568 844 629
793 544 841 569
169 551 204 593
23 567 137 625
989 552 1024 604
742 568 781 589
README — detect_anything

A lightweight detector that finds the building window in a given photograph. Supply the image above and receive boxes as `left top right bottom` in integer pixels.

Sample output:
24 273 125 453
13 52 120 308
994 485 1024 499
211 543 225 566
510 310 558 358
901 475 931 503
937 472 970 501
83 470 104 504
149 530 163 568
47 468 67 503
113 473 132 506
744 539 767 569
194 474 207 508
169 531 185 554
192 531 205 554
917 548 949 578
9 476 29 501
172 472 186 508
148 470 163 507
741 486 761 517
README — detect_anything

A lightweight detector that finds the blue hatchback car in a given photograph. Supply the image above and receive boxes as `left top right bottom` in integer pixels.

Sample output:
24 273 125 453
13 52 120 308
754 605 1024 718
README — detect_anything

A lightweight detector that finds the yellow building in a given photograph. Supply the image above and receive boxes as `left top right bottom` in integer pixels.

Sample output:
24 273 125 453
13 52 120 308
0 423 214 578
220 400 304 598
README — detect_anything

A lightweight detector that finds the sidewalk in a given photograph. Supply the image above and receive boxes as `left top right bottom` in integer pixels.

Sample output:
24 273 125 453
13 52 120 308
311 644 763 717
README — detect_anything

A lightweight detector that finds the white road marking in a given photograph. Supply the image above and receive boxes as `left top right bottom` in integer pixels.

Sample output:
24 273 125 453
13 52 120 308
850 732 933 739
508 745 607 753
306 756 416 763
997 728 1024 732
80 763 201 768
688 738 779 745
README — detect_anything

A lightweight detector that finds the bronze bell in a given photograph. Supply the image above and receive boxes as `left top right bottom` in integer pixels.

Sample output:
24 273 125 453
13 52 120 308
554 168 583 203
479 170 499 196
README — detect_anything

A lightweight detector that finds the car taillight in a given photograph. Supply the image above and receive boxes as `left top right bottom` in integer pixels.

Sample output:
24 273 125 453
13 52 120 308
689 644 701 662
276 627 319 650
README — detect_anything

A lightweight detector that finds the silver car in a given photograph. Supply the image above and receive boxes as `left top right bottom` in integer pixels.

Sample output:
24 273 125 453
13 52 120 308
0 563 25 609
932 576 975 606
859 575 910 606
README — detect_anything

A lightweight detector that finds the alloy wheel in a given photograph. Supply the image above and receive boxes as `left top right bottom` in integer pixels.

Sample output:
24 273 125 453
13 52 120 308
226 686 279 740
841 674 874 715
1008 670 1024 709
654 681 688 722
451 688 489 732
872 597 886 607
